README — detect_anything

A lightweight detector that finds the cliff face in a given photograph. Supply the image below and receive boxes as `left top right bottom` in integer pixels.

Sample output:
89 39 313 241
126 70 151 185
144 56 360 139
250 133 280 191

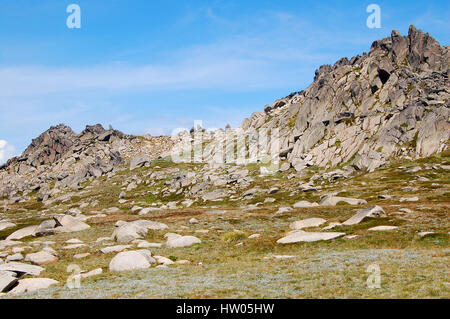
240 25 449 172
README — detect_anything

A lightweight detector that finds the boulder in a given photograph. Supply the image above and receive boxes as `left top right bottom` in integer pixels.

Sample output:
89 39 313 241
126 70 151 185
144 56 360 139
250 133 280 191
53 215 91 233
277 230 345 244
6 225 38 241
202 189 227 201
0 262 44 276
130 156 150 170
112 220 168 244
166 235 201 248
109 251 151 272
293 201 319 208
100 245 131 254
368 226 399 231
320 195 367 206
290 218 327 230
8 278 59 294
0 222 16 231
25 251 59 266
0 271 17 293
343 205 387 225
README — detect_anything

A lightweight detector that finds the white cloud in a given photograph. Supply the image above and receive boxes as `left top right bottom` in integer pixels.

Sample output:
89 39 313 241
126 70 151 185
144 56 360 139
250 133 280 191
0 140 16 164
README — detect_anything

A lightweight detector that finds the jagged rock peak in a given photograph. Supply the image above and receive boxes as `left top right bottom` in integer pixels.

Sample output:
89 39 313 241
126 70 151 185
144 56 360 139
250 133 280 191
21 124 76 167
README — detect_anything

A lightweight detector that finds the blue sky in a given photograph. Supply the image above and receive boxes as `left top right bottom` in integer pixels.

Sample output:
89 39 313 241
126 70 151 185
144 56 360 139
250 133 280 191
0 0 449 163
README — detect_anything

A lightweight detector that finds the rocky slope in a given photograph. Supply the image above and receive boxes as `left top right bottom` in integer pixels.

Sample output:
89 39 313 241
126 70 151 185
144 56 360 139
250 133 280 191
0 26 449 298
238 25 449 172
1 25 449 202
0 124 174 202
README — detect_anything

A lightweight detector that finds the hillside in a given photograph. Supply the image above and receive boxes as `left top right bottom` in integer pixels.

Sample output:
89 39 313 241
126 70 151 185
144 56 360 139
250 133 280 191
0 26 448 298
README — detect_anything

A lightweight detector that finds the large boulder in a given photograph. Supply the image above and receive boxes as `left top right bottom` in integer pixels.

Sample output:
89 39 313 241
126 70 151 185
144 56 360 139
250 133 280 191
0 221 16 231
53 215 91 233
109 251 151 272
8 278 59 294
6 225 38 241
165 234 201 248
130 156 150 170
0 262 44 276
111 220 168 244
320 195 367 206
0 271 17 293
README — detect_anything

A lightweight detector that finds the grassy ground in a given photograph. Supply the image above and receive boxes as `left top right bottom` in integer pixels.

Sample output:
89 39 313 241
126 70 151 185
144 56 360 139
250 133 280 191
1 151 449 299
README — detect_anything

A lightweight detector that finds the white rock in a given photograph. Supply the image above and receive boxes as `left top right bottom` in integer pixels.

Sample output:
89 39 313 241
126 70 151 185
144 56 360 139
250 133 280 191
322 222 342 230
6 253 23 262
80 268 102 278
154 256 174 265
275 207 293 214
189 218 199 224
290 218 327 230
248 234 261 239
65 238 83 244
25 251 58 265
368 226 399 231
8 278 58 294
100 245 131 254
0 222 16 231
54 215 90 233
293 201 319 208
320 196 367 206
0 262 44 276
418 232 435 238
166 235 201 248
0 271 17 293
343 206 387 226
6 226 38 241
109 251 151 272
277 230 345 244
399 197 419 202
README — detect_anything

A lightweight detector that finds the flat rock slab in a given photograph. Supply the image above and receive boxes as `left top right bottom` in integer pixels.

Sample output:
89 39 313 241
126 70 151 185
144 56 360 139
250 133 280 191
343 205 387 226
368 226 399 231
0 271 18 293
320 196 367 206
6 226 38 241
290 218 327 230
0 262 44 276
101 245 131 254
293 201 319 208
8 278 58 294
109 251 150 272
166 235 201 248
54 215 90 233
277 231 345 244
25 251 59 266
0 222 16 232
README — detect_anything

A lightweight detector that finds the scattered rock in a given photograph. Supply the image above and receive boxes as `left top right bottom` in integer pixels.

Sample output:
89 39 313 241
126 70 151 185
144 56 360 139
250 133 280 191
25 251 58 265
8 278 59 294
290 218 327 230
343 205 387 225
277 231 345 244
109 251 151 272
